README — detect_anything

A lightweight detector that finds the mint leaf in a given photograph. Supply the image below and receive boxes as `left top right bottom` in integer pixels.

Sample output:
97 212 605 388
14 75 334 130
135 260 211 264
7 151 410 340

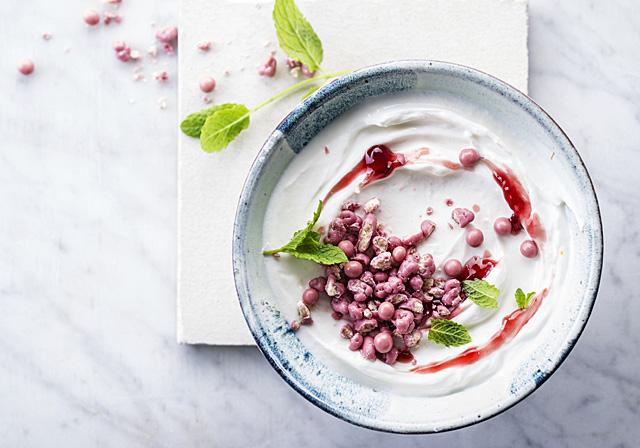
200 104 250 152
273 0 323 72
180 104 237 138
462 279 500 309
515 288 536 309
428 319 472 347
291 239 348 264
263 200 347 265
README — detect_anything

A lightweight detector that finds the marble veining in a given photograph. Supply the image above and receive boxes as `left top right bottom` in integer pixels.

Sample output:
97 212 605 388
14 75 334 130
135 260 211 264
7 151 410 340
0 0 637 446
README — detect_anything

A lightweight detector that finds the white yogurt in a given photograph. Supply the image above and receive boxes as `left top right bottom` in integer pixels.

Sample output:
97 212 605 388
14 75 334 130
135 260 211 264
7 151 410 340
262 91 576 396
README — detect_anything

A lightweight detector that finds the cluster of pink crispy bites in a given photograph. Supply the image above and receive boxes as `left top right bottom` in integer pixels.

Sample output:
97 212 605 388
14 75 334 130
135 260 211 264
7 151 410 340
292 198 466 365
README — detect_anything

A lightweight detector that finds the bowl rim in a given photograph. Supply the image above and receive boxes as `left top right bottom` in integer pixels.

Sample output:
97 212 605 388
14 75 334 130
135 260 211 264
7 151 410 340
232 60 603 433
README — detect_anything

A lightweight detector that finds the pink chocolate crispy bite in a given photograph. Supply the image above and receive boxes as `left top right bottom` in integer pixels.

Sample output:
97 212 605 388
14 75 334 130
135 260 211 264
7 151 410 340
452 208 475 228
258 52 277 77
293 198 474 364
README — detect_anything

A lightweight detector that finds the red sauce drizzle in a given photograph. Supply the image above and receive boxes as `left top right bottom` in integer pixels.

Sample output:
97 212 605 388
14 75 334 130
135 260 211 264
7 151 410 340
432 159 462 170
323 144 406 203
457 256 497 281
484 159 545 240
411 288 549 374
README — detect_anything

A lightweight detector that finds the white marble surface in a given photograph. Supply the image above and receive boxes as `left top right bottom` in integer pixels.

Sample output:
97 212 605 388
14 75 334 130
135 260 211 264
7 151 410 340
0 0 638 446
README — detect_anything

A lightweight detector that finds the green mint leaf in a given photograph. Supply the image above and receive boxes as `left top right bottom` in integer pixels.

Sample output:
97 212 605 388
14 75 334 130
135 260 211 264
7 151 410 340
263 201 347 264
515 288 536 309
302 84 320 100
273 0 323 72
290 242 348 265
180 104 237 138
428 319 472 347
462 279 500 309
200 104 250 152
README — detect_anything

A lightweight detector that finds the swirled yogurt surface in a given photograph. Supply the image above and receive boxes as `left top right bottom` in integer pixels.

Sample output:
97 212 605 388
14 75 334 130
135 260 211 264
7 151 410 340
262 91 578 396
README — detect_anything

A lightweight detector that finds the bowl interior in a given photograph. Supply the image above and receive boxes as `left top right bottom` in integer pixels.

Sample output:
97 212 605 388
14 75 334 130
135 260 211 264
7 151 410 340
233 61 602 433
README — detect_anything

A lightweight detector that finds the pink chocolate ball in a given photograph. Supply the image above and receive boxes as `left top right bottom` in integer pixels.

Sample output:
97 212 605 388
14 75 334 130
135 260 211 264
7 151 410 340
466 228 484 247
378 301 395 320
338 240 355 257
344 260 363 279
443 259 463 277
83 10 101 26
494 217 512 235
459 148 481 168
520 240 539 258
199 76 216 93
373 332 393 353
391 246 407 263
17 59 35 75
301 288 319 306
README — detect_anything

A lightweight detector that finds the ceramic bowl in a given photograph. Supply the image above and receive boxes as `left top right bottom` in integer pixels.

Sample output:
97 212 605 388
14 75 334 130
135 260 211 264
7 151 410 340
232 61 603 433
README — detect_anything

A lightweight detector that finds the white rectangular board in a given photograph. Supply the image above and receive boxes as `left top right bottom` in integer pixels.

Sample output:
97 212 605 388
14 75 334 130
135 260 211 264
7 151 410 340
178 0 528 344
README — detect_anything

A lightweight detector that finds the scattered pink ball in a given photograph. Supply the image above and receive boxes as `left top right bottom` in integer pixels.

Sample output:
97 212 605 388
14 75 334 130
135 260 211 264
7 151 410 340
520 240 539 258
199 76 216 93
443 259 463 277
83 10 101 26
337 240 355 258
459 147 481 168
391 246 407 263
466 228 484 247
377 302 395 320
344 260 363 279
17 59 35 75
302 288 319 306
373 332 393 354
156 26 178 43
494 217 512 235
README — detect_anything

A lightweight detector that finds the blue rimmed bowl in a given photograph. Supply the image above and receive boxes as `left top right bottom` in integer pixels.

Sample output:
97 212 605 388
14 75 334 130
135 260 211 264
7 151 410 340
232 61 603 433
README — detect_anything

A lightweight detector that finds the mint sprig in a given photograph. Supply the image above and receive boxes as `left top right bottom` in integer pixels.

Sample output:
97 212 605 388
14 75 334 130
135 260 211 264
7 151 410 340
428 319 472 347
462 279 500 309
180 104 238 138
200 104 250 152
273 0 323 72
515 288 536 309
179 0 351 153
180 71 348 152
263 201 348 265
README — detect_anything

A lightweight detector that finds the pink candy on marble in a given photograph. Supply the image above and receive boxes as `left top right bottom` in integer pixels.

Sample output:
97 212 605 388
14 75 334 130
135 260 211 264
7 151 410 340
83 10 100 26
17 59 34 75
